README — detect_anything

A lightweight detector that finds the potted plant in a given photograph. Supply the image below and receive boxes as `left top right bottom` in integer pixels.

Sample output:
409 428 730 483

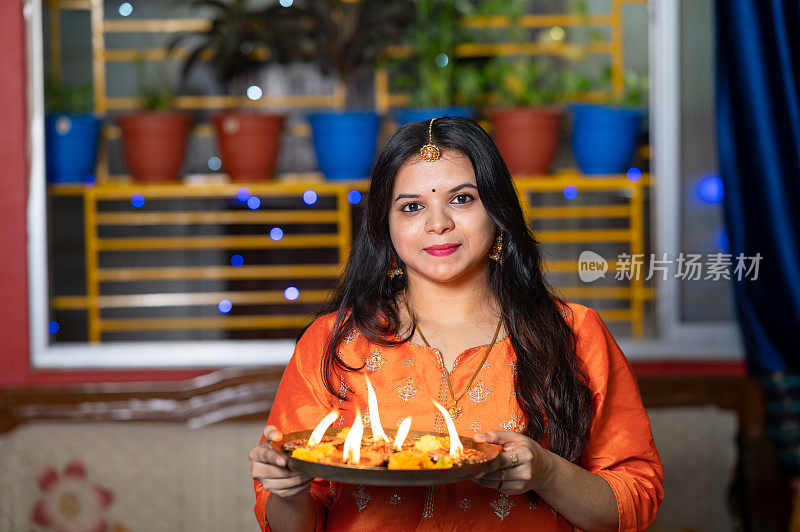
168 0 286 182
44 81 101 184
390 0 478 124
117 56 192 182
261 0 413 180
569 69 649 175
481 57 567 176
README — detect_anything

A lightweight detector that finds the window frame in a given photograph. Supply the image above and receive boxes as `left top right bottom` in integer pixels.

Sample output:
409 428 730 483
26 0 743 369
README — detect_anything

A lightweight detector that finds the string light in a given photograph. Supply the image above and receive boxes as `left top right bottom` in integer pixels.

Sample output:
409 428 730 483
230 254 244 267
269 227 284 241
284 287 300 301
218 299 233 313
627 167 642 182
247 86 263 100
563 185 578 200
236 188 251 202
247 196 261 210
130 194 145 208
208 157 222 171
302 190 317 205
347 190 362 205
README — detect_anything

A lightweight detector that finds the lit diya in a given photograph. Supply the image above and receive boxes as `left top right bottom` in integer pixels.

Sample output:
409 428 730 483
272 376 501 486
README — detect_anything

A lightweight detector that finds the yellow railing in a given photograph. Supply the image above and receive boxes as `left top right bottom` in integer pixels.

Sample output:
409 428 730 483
49 172 652 342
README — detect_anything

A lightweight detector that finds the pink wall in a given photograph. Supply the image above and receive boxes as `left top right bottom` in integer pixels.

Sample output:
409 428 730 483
0 2 207 388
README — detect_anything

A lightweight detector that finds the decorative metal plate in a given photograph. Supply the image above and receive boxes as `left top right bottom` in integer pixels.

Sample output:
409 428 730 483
272 428 502 486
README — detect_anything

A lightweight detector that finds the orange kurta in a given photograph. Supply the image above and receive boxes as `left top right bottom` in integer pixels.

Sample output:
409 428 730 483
254 302 663 531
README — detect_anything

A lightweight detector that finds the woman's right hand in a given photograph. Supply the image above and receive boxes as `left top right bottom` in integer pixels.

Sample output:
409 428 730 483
249 425 314 500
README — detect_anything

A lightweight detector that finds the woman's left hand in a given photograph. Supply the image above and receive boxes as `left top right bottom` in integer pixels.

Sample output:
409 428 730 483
471 430 551 495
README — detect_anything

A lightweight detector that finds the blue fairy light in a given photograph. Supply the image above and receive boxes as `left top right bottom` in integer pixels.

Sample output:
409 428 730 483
302 189 317 205
626 167 642 182
697 174 724 204
118 2 133 16
716 229 730 253
347 190 362 205
284 286 300 301
218 299 233 313
279 0 293 6
269 227 284 241
48 320 60 334
247 196 261 210
131 194 145 208
208 157 222 171
563 185 578 200
236 188 251 202
230 254 244 267
435 53 449 67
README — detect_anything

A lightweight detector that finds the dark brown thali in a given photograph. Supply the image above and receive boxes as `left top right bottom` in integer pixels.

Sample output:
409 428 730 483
272 428 502 486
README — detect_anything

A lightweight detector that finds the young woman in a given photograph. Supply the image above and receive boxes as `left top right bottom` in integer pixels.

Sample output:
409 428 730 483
248 117 663 531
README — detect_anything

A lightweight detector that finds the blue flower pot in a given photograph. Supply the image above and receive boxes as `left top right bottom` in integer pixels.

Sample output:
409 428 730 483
395 106 476 125
569 104 644 175
46 113 101 184
308 111 381 180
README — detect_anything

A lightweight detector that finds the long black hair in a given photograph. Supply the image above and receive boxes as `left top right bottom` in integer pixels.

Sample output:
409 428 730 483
317 117 592 461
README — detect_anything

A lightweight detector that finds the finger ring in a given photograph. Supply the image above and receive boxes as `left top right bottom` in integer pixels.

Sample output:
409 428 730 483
511 452 519 464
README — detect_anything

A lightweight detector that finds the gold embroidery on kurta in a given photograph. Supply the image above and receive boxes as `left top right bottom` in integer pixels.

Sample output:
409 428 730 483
501 413 525 433
353 485 371 511
490 494 515 520
467 379 492 403
395 377 419 402
389 494 402 506
402 358 415 367
343 329 360 343
422 486 435 518
458 498 471 510
364 349 387 372
337 378 351 403
361 408 372 428
469 420 482 431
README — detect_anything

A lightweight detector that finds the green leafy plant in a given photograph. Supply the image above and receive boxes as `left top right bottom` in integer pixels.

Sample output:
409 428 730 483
484 58 565 107
169 0 413 108
389 0 478 108
45 80 93 113
167 0 275 95
134 55 174 111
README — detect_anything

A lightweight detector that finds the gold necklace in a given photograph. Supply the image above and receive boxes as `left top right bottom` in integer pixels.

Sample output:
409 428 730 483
402 292 503 419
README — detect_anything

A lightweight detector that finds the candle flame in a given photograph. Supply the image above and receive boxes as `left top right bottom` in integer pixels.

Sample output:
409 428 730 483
308 409 339 447
432 400 464 458
365 375 391 442
342 407 364 464
393 417 412 451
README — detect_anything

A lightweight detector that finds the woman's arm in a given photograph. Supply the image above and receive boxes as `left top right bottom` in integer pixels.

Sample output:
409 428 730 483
265 490 316 532
473 431 618 532
250 425 318 532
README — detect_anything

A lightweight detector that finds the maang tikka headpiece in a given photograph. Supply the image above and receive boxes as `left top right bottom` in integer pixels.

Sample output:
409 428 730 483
419 117 441 162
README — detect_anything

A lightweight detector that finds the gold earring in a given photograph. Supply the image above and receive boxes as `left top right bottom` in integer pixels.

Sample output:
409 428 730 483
388 259 404 279
489 233 504 263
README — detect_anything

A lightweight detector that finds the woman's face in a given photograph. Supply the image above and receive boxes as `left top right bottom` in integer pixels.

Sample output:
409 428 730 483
388 149 496 284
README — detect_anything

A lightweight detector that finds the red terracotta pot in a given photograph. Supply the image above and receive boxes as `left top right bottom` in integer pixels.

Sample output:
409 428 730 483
213 112 285 181
117 112 192 182
488 107 563 176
